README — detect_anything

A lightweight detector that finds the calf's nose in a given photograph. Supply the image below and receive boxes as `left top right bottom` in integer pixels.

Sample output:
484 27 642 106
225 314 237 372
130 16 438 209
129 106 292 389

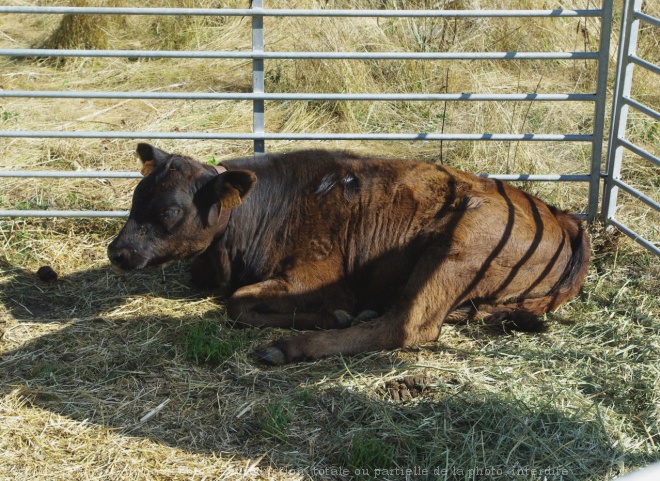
107 239 132 269
107 243 124 266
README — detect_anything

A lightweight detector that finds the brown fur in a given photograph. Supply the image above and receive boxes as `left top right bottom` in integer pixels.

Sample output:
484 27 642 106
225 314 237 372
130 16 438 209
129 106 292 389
108 144 590 364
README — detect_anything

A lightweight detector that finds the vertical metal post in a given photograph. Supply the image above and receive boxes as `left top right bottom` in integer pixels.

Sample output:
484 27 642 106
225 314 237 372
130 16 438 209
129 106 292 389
587 0 612 221
252 0 265 155
601 0 641 222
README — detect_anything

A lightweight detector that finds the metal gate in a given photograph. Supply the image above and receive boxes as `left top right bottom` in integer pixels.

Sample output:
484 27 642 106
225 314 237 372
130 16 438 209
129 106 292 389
602 0 660 257
0 2 618 228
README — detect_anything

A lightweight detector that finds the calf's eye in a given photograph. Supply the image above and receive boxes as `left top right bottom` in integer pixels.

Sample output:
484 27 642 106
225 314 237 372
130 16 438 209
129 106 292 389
161 208 180 219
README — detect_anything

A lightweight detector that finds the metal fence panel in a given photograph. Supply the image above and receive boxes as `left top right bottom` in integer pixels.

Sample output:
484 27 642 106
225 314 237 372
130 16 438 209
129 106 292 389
602 0 660 257
0 3 611 220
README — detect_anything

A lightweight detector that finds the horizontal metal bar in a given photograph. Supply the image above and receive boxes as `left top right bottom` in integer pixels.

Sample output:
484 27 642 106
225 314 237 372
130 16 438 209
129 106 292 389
0 48 600 61
0 171 589 182
0 170 141 179
0 131 593 141
635 11 660 29
619 138 660 168
0 6 603 18
479 174 590 181
0 209 129 218
605 218 660 257
630 55 660 76
0 90 597 102
0 173 590 218
612 178 660 213
624 97 660 122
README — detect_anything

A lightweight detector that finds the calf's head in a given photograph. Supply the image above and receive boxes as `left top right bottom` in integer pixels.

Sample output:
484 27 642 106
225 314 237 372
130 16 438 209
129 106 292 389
108 143 256 272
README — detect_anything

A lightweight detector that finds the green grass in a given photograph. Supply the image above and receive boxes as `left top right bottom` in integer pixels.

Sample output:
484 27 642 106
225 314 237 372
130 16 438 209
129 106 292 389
345 434 397 479
258 400 292 443
1 110 19 122
184 318 252 366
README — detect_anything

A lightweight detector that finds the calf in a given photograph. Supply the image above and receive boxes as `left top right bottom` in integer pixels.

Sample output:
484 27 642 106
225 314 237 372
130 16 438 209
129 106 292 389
108 144 590 364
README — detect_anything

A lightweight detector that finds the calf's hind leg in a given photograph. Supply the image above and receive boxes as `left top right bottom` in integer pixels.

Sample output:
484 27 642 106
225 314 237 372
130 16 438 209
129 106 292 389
256 248 482 364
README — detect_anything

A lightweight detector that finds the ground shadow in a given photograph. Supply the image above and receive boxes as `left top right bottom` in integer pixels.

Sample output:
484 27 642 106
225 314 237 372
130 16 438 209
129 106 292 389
0 171 623 479
0 300 637 480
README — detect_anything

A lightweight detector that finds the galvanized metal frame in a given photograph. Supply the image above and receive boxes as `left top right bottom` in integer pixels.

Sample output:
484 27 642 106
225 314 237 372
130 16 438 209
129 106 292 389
0 3 612 219
0 49 601 60
0 6 604 18
602 0 660 257
252 0 265 156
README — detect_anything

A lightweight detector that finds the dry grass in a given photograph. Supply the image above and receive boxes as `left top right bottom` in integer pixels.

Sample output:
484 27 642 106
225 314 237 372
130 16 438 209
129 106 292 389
1 220 658 481
1 0 660 480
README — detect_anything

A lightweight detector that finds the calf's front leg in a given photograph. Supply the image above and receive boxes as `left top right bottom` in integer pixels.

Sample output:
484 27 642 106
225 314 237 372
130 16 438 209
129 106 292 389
227 277 357 331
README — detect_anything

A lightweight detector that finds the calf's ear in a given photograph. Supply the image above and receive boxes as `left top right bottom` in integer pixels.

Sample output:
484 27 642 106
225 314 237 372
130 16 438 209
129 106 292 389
135 143 171 176
210 170 257 210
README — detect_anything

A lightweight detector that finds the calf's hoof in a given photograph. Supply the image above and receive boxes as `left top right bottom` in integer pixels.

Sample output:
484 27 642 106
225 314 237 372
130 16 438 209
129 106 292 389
355 309 379 323
255 345 286 365
333 309 378 328
333 309 354 328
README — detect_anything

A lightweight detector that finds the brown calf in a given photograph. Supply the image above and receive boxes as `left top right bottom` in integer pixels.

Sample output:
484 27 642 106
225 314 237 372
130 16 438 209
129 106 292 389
108 144 590 364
